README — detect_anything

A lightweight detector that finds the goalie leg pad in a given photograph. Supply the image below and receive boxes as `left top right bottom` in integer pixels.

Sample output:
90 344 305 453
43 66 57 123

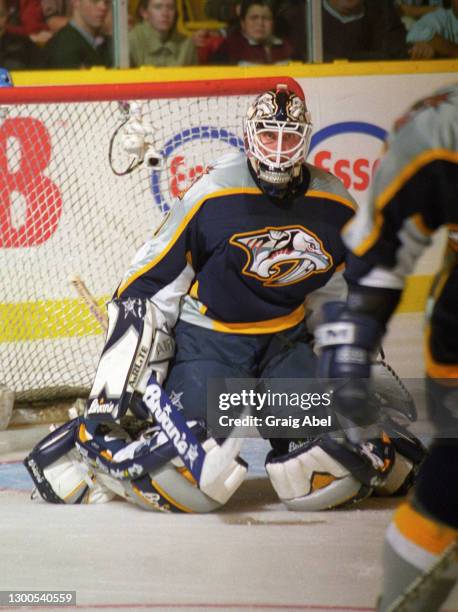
374 418 427 497
265 438 372 511
24 419 114 504
86 298 174 422
129 441 247 513
106 463 232 513
75 418 247 513
265 432 395 511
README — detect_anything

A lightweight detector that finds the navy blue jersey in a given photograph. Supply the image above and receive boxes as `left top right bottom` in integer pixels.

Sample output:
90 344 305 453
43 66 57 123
118 152 357 335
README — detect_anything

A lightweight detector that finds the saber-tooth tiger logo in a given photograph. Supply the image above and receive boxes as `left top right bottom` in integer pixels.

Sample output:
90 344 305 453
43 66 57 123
230 226 332 287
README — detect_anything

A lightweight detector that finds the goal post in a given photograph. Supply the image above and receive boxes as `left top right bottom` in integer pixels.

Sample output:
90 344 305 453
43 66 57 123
0 76 301 403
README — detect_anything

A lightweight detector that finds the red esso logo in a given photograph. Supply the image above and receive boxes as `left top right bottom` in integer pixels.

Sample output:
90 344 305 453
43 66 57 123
313 150 380 192
309 122 387 196
169 155 204 199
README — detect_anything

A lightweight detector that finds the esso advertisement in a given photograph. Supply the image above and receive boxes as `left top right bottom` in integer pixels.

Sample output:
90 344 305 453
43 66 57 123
0 116 387 251
309 121 387 203
150 126 244 213
150 121 387 213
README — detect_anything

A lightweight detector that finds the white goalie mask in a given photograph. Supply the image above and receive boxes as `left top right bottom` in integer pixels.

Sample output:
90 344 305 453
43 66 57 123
244 84 313 198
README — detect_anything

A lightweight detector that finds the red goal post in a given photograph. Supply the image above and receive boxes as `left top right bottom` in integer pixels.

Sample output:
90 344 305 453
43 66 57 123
0 76 302 403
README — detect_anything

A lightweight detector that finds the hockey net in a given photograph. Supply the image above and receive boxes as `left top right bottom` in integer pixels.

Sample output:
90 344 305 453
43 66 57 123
0 76 300 404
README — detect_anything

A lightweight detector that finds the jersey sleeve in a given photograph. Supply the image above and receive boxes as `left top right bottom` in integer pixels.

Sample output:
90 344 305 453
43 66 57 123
343 84 458 290
304 267 348 334
116 175 213 330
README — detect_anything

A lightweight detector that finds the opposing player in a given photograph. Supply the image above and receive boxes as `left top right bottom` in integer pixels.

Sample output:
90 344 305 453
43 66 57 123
316 84 458 610
25 82 423 513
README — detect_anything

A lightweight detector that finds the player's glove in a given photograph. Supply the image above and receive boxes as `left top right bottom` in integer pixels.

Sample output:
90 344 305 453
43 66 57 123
119 102 162 169
315 301 384 432
120 119 162 169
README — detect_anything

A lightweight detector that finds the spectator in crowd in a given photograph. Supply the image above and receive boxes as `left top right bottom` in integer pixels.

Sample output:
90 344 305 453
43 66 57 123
7 0 51 43
407 0 458 57
210 0 292 65
41 0 112 34
205 0 240 22
1 0 40 67
322 0 408 61
276 0 308 60
43 0 112 68
41 0 70 32
129 0 197 67
396 0 448 31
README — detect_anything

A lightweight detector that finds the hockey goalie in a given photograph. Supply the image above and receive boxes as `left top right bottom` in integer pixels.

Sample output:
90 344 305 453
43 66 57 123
25 83 426 513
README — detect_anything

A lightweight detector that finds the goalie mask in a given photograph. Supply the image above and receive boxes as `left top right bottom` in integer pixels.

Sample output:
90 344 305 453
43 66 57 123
244 84 313 198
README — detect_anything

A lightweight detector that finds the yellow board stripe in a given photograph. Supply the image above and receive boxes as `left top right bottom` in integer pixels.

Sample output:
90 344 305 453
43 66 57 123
10 59 458 89
0 274 435 342
0 296 109 342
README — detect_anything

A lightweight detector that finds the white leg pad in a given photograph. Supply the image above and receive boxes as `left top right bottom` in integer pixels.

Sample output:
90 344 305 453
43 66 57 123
42 451 115 504
266 445 365 511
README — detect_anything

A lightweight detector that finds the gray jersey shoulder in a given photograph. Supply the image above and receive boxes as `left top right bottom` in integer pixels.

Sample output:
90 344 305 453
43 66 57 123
179 151 257 210
306 162 359 209
121 152 255 283
371 83 458 200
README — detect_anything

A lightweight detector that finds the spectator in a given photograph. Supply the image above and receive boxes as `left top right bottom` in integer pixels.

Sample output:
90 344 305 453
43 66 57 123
41 0 112 34
396 0 447 31
41 0 70 32
7 0 46 34
322 0 408 61
204 0 240 22
1 0 41 67
129 0 197 67
43 0 112 68
276 0 307 61
407 0 458 57
210 0 293 65
7 0 51 43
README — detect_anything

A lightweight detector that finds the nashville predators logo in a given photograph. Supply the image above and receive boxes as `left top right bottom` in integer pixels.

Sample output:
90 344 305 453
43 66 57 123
230 226 332 287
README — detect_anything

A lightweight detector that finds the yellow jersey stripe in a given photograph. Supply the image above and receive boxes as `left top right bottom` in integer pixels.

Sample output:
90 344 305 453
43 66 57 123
393 502 458 555
354 148 458 256
117 186 262 297
189 280 199 299
212 303 306 334
306 189 357 212
424 325 458 380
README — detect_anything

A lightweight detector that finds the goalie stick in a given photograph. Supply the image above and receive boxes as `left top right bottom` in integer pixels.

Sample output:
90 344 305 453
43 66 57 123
70 276 244 502
70 276 108 332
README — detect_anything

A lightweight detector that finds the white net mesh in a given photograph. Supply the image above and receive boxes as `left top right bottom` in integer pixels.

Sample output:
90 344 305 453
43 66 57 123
0 78 289 401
